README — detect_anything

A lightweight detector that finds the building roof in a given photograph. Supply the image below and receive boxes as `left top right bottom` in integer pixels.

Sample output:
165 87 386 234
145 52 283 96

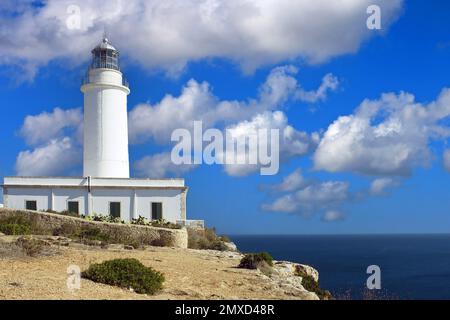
2 177 186 190
93 37 117 51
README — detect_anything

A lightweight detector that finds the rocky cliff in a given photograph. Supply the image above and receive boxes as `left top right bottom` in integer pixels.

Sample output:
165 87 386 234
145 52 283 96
0 233 323 300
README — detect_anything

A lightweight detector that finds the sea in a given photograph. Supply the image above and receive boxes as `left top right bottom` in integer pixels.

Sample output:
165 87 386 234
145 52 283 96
230 234 450 300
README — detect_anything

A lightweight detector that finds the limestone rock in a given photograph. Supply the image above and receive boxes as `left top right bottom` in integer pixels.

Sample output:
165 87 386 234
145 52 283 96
222 241 238 252
296 264 319 282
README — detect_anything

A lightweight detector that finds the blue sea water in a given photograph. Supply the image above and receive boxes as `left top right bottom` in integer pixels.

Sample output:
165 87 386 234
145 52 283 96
230 234 450 300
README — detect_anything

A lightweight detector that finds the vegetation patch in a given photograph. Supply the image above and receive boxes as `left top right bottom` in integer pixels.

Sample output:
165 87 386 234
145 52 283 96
188 227 229 251
46 211 181 230
15 236 52 257
131 216 181 229
0 223 30 235
0 215 32 235
82 258 164 294
238 252 274 270
46 209 79 218
294 265 332 300
0 212 48 236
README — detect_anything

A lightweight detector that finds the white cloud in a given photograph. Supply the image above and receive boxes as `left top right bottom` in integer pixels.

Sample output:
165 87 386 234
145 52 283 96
322 210 345 222
20 107 83 145
262 180 349 216
129 66 328 177
223 111 318 176
16 107 83 176
444 150 450 172
314 89 450 176
295 73 339 103
370 177 399 195
129 66 334 145
0 0 403 79
264 169 309 193
134 152 196 178
15 137 81 176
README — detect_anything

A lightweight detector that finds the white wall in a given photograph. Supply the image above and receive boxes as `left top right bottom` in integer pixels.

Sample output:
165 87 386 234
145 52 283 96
53 189 87 215
3 186 185 223
90 188 133 220
5 187 52 212
135 189 182 222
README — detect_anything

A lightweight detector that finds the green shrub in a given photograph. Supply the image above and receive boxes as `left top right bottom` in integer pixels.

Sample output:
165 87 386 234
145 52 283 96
82 258 164 294
294 266 332 300
0 223 30 235
150 219 181 229
90 215 124 224
238 252 273 269
0 212 49 236
187 227 229 251
131 216 148 225
219 235 231 243
78 227 111 243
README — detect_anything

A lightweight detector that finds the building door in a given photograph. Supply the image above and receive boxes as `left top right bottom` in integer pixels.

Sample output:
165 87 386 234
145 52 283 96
25 200 37 211
110 202 121 218
151 202 163 220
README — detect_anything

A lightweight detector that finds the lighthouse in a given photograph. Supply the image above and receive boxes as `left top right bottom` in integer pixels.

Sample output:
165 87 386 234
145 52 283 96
81 37 130 178
2 37 197 227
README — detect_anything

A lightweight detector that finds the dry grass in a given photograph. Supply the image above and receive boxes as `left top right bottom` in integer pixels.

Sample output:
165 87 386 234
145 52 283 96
0 244 316 300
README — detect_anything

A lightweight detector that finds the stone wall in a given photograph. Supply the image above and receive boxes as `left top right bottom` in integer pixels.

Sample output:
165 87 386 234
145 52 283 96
0 208 188 249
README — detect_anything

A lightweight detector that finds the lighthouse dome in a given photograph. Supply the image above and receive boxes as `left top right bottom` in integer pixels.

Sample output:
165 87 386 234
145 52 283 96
90 37 120 71
94 37 117 51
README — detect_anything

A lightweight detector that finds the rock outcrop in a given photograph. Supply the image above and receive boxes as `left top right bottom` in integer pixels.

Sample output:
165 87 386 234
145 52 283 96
0 235 324 300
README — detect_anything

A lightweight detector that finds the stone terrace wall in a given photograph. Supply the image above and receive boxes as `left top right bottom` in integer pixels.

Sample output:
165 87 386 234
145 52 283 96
0 208 188 249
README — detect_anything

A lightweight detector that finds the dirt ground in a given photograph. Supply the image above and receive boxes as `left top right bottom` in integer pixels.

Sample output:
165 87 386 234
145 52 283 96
0 238 317 300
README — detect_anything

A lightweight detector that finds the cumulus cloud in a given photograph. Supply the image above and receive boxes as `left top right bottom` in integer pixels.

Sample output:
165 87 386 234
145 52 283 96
19 107 83 145
223 111 319 176
130 66 328 177
16 107 83 176
314 89 450 176
370 177 399 195
16 137 81 176
263 169 309 193
134 152 196 178
0 0 403 79
129 66 334 145
295 73 339 103
321 210 345 222
262 178 350 217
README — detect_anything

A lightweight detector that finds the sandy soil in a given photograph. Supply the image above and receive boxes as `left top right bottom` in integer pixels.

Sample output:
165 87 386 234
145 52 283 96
0 238 317 300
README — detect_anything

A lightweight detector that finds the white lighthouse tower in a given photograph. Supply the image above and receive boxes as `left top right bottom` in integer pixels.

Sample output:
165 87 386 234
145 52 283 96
81 37 130 178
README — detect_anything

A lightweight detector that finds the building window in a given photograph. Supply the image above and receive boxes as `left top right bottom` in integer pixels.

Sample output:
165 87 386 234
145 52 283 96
110 202 121 218
25 200 37 211
68 201 79 215
151 202 163 220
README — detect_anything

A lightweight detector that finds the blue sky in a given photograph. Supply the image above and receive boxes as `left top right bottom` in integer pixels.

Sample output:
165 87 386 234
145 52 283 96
1 0 450 234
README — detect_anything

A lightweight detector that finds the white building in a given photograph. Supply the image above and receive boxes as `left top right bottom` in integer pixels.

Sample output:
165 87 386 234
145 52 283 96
2 37 191 224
